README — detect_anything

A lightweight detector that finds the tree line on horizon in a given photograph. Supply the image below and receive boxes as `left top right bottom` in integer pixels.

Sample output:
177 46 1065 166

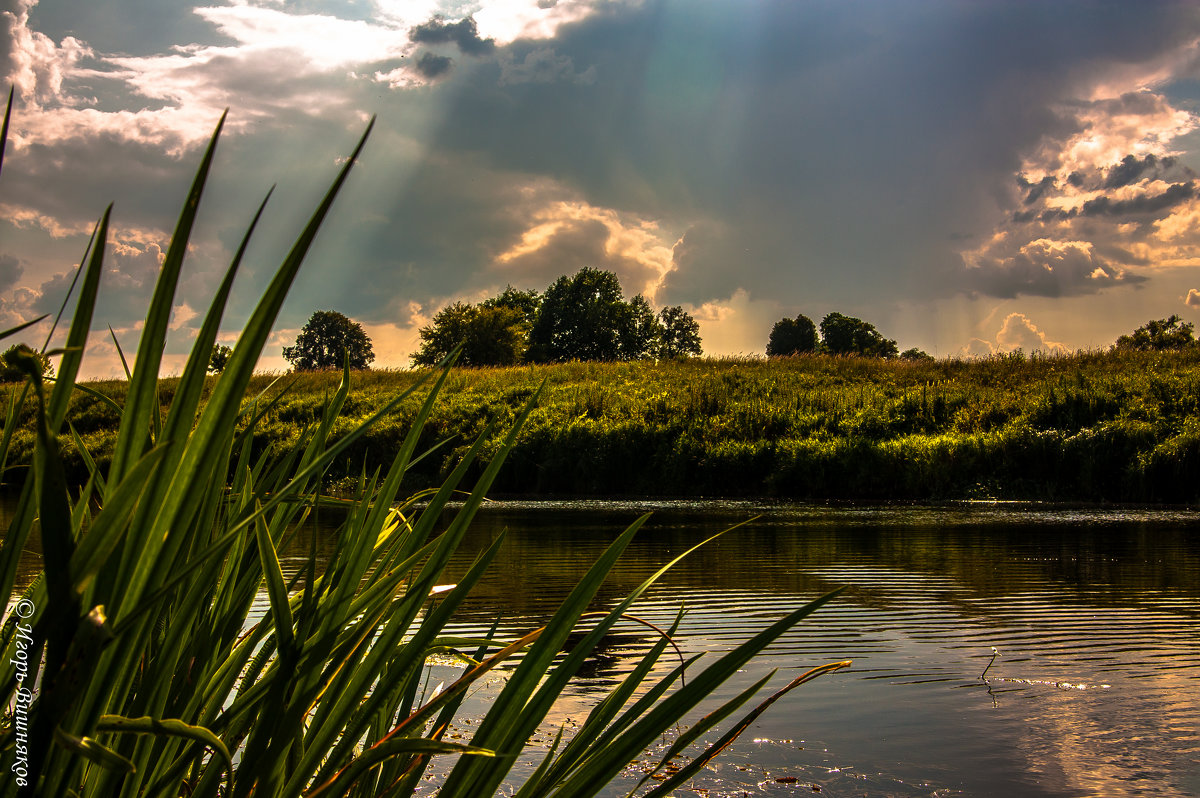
1 309 1199 382
766 311 918 359
766 311 1200 361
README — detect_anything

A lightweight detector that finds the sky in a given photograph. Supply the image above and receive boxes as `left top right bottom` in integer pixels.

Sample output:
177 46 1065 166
3 0 1200 378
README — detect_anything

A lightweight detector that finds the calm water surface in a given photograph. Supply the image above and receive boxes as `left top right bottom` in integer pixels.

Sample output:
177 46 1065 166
8 500 1200 796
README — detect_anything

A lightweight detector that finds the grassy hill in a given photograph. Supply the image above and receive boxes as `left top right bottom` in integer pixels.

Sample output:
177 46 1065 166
5 349 1200 502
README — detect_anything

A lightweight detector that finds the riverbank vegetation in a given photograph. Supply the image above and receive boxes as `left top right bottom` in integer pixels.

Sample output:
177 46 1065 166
6 347 1200 503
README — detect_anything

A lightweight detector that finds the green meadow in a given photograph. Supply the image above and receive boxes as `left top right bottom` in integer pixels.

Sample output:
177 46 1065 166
9 346 1200 503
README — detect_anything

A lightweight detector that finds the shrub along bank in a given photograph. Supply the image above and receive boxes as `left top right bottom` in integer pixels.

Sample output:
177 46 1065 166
5 348 1200 503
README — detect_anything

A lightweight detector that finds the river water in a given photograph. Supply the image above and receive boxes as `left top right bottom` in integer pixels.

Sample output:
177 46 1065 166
424 501 1200 798
8 499 1200 796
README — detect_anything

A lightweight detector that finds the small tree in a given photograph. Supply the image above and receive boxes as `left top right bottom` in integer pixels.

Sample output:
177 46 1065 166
1114 315 1196 351
658 305 702 359
208 343 232 374
820 312 898 358
766 314 818 357
0 343 53 383
619 294 663 360
900 347 934 361
283 310 375 371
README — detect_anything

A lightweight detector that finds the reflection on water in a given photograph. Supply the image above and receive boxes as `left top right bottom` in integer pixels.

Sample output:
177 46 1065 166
428 503 1200 798
7 499 1200 796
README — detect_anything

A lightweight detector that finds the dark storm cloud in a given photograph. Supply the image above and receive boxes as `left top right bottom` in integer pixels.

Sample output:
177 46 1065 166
966 240 1147 299
1099 154 1194 190
409 16 495 56
402 0 1200 310
1021 175 1057 205
31 268 73 315
1013 181 1199 222
1082 182 1197 216
0 253 22 293
1104 154 1170 189
414 52 452 79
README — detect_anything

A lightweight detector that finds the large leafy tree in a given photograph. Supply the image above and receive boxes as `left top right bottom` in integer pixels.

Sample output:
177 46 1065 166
526 268 631 362
819 312 898 358
283 309 375 371
1115 314 1196 351
658 305 702 359
412 302 529 367
766 314 818 357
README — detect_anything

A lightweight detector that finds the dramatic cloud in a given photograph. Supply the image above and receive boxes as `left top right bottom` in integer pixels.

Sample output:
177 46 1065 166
0 0 91 105
1186 288 1200 308
963 237 1147 298
409 16 495 56
414 51 452 79
495 199 676 296
965 312 1067 357
962 83 1200 299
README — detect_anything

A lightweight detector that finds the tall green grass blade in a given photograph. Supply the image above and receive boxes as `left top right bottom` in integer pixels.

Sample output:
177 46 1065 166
53 728 136 775
162 188 271 454
94 715 234 796
108 328 131 381
45 210 107 436
70 444 171 593
113 118 375 624
0 85 12 177
308 738 499 798
108 111 226 484
46 209 108 432
514 611 686 797
90 121 373 666
66 423 105 503
640 660 852 798
255 514 295 658
0 315 49 342
438 514 649 797
550 587 847 797
632 670 774 792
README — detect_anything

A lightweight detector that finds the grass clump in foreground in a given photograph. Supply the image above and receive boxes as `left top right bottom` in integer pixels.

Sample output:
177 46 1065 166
0 98 847 796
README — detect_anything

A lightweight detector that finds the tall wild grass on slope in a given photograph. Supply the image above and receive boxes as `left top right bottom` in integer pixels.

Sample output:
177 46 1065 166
0 95 845 796
8 347 1200 502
